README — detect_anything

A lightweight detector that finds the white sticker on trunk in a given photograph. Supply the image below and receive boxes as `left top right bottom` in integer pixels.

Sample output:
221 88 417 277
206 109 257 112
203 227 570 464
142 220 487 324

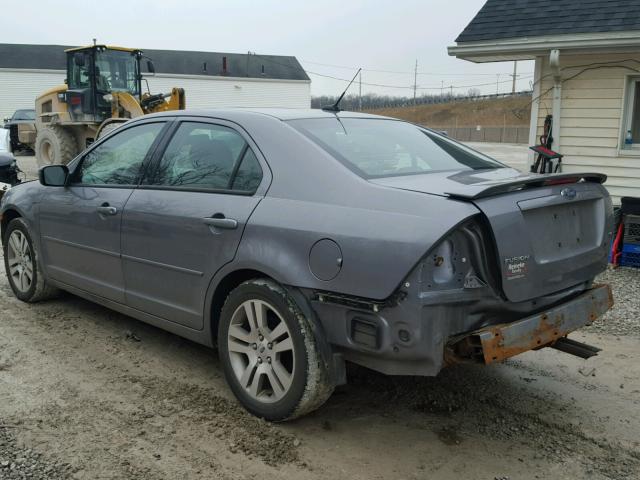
504 255 530 280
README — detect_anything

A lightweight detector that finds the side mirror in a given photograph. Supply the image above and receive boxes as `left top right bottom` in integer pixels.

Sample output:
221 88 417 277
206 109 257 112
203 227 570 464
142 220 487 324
146 60 155 74
73 52 85 67
39 165 69 187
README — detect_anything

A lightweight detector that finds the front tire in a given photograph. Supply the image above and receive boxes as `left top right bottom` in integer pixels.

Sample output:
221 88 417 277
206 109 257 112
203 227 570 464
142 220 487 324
35 125 78 167
3 218 59 302
218 279 334 421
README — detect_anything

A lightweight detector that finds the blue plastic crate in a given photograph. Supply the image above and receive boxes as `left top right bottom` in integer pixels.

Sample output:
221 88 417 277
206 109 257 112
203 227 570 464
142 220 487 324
620 250 640 268
622 243 640 254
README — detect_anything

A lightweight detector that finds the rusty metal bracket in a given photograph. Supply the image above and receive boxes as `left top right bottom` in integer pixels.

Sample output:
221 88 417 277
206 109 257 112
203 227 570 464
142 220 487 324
447 284 613 365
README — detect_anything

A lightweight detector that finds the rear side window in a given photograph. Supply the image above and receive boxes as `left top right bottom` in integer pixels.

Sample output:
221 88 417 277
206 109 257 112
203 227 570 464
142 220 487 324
232 149 262 192
144 122 262 192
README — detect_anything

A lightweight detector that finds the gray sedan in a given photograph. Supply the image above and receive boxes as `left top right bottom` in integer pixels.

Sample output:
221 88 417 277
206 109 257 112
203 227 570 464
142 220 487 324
0 109 614 420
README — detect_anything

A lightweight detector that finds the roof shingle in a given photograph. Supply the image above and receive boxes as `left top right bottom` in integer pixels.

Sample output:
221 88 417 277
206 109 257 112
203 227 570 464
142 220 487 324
456 0 640 43
0 44 309 81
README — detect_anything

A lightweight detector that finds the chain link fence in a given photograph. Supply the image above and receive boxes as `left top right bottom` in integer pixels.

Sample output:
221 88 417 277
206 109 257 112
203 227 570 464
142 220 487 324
429 125 530 144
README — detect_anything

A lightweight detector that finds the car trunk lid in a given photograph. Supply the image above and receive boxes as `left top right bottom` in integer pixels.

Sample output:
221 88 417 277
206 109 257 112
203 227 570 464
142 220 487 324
472 180 612 302
371 169 613 303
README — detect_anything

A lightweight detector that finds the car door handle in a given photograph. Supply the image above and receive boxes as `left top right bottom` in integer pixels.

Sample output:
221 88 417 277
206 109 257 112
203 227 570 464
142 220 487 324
97 205 118 216
202 216 238 230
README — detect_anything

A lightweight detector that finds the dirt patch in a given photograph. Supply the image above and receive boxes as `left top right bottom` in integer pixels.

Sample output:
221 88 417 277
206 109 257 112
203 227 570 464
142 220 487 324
366 96 531 127
129 375 300 466
0 252 639 479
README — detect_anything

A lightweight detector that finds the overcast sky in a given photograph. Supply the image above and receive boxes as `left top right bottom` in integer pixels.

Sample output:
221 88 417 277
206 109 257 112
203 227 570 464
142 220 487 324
4 0 533 97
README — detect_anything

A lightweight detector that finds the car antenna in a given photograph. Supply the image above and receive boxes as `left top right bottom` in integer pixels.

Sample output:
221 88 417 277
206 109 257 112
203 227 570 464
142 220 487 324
322 68 362 112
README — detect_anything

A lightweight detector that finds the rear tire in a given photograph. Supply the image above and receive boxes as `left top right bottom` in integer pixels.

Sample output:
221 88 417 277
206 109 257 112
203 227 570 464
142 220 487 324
35 125 78 167
218 279 334 421
3 218 59 302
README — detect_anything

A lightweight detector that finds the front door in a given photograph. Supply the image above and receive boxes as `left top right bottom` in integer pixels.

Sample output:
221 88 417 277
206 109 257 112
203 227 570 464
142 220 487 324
39 121 166 303
121 120 266 329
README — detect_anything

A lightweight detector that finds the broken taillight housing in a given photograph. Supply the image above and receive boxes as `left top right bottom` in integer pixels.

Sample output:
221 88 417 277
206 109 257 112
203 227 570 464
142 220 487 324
419 217 497 292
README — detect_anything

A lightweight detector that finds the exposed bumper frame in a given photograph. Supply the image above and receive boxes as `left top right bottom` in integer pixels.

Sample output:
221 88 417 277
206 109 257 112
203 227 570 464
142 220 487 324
449 284 613 364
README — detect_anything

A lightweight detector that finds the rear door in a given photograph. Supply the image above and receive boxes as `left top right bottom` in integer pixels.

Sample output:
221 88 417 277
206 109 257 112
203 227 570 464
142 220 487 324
39 120 167 303
121 119 268 329
473 181 613 303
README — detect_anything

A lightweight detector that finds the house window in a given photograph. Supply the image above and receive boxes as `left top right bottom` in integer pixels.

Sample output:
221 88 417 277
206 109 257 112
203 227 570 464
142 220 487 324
622 77 640 149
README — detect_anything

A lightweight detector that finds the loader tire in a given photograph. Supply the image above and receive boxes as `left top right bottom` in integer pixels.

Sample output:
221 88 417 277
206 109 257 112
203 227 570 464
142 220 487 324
96 121 126 139
35 125 78 167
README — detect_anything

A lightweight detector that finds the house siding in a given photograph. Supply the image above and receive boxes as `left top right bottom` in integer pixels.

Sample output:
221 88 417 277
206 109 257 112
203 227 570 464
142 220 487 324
0 68 311 120
534 53 640 204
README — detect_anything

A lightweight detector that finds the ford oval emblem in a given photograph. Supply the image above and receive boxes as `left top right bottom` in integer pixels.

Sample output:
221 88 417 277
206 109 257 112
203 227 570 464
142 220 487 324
561 187 577 200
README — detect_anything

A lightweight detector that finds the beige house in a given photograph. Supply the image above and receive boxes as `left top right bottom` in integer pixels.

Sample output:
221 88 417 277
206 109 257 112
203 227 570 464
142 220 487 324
449 0 640 205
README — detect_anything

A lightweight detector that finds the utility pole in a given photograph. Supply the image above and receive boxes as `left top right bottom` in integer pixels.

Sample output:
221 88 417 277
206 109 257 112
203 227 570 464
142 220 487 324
359 70 362 111
413 59 418 106
441 80 444 97
511 61 518 94
450 85 453 97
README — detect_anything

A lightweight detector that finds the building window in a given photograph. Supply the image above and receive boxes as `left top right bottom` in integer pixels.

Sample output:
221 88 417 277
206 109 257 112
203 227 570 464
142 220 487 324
622 77 640 149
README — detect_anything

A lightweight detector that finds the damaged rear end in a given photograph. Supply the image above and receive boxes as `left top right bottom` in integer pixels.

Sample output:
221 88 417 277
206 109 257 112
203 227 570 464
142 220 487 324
443 172 614 365
349 171 615 375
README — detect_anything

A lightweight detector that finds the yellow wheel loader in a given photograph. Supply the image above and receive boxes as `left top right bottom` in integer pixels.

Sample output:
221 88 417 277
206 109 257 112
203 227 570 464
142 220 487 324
19 45 185 166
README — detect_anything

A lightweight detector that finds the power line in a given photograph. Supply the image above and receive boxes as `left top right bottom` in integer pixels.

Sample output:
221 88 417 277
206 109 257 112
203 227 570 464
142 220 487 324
301 58 532 77
252 52 533 92
307 69 533 91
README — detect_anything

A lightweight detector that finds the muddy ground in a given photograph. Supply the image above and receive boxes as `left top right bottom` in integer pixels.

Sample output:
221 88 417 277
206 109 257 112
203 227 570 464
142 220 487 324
1 156 639 479
0 263 639 480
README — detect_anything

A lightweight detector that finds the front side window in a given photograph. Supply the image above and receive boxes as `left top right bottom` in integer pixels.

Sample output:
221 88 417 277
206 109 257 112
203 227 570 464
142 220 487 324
144 122 262 192
94 50 140 96
289 118 503 178
73 123 164 186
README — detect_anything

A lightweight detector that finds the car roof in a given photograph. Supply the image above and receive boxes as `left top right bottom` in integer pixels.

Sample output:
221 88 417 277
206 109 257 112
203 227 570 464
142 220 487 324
147 108 397 122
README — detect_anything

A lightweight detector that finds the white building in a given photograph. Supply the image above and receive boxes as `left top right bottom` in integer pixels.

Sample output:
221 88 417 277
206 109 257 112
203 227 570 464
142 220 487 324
0 43 311 121
449 0 640 205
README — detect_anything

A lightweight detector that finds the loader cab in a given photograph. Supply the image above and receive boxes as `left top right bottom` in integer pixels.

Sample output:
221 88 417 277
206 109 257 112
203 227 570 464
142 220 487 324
65 45 143 123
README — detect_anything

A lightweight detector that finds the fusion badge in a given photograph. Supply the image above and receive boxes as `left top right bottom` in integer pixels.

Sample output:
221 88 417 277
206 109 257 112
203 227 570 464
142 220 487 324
504 255 530 280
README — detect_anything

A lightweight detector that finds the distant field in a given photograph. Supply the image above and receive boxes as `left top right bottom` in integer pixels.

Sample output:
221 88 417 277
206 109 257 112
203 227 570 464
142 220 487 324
366 96 532 128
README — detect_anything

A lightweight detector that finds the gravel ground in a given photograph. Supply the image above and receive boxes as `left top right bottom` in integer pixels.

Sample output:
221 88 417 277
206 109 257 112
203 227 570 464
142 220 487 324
588 267 640 337
0 426 73 479
1 154 639 479
1 257 639 479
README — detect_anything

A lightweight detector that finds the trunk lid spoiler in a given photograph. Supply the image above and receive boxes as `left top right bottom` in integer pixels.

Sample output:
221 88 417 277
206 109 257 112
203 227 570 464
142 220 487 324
370 168 607 200
444 172 607 200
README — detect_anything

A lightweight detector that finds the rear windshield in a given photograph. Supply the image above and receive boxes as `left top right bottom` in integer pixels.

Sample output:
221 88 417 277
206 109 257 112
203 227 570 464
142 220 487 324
288 118 503 178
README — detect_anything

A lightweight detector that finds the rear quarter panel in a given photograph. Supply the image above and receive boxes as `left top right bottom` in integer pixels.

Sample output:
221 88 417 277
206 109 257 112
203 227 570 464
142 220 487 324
235 190 480 300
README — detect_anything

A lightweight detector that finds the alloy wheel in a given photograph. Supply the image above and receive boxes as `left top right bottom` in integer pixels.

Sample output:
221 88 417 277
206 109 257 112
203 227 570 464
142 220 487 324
7 230 34 293
227 299 295 403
